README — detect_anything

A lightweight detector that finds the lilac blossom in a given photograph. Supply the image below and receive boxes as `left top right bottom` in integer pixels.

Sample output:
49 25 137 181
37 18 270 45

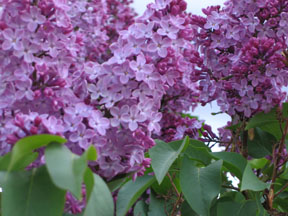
1 28 23 50
157 20 179 39
129 53 154 81
121 105 147 131
147 34 171 58
88 110 110 136
21 7 46 32
69 124 96 149
13 39 39 63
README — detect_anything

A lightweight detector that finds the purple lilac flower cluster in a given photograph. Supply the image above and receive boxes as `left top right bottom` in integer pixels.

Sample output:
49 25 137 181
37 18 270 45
0 0 204 183
191 0 288 122
85 0 205 178
0 0 136 176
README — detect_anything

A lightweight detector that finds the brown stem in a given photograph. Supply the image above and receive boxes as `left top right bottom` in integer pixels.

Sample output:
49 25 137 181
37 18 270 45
167 173 183 216
167 173 180 197
170 193 183 216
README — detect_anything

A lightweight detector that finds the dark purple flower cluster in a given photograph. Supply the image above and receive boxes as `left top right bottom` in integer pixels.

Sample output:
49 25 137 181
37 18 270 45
191 0 288 121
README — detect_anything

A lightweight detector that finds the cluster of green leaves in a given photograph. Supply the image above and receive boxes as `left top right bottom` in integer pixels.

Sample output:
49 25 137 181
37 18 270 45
0 135 114 216
115 136 273 216
113 103 288 215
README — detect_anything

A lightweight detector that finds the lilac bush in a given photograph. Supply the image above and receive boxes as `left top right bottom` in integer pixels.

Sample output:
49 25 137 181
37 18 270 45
1 0 288 215
0 0 205 181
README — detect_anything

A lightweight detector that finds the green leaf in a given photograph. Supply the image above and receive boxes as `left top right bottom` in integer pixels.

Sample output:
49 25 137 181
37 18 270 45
148 192 171 216
84 146 97 161
180 157 223 216
8 135 66 171
180 201 198 216
151 175 173 195
151 171 181 195
254 192 269 216
248 158 269 169
0 153 12 170
83 171 114 216
246 103 288 140
189 139 211 150
149 136 189 184
274 195 288 212
134 200 148 216
0 152 39 171
210 152 246 179
185 146 212 165
280 162 288 180
45 143 96 199
2 166 66 216
216 201 240 216
83 169 94 201
247 128 275 158
116 175 156 216
107 175 129 192
240 164 268 191
237 200 258 216
217 200 258 216
245 109 283 140
220 191 245 203
260 124 282 140
245 109 278 130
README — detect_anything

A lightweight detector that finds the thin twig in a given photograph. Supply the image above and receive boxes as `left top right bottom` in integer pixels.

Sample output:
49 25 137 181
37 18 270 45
167 173 180 197
274 182 288 198
170 193 182 216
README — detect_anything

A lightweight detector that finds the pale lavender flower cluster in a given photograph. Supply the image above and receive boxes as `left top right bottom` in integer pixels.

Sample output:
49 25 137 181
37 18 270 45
84 0 203 178
0 0 138 179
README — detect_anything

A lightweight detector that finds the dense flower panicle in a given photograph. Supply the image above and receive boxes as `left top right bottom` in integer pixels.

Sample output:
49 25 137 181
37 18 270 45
0 0 137 176
154 112 203 142
83 0 204 178
190 0 288 125
0 0 203 185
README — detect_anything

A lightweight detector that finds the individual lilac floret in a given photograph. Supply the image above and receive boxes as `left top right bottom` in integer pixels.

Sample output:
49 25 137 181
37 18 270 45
147 34 171 58
88 110 110 136
121 105 147 131
21 7 46 32
129 53 154 81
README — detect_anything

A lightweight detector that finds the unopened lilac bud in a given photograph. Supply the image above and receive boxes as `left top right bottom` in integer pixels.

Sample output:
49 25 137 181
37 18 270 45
7 134 18 144
171 5 180 15
30 126 38 134
44 87 54 97
34 116 42 126
34 90 42 98
179 0 187 11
